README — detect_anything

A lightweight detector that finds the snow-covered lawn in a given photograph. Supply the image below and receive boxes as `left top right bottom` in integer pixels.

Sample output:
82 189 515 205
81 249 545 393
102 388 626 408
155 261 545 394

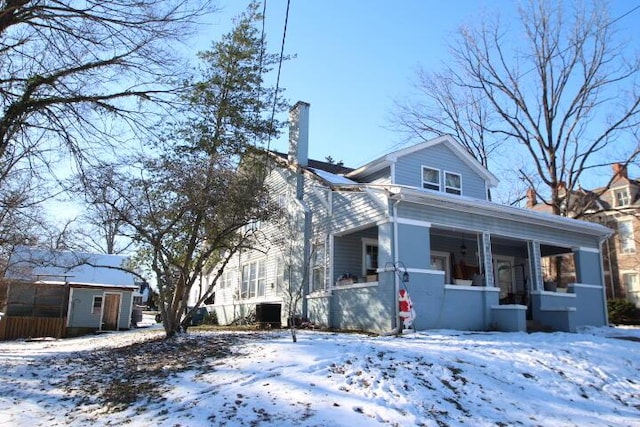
1 323 639 427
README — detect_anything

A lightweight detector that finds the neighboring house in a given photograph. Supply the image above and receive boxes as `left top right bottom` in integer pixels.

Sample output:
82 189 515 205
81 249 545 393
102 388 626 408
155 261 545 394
193 101 612 333
0 247 139 340
527 164 640 308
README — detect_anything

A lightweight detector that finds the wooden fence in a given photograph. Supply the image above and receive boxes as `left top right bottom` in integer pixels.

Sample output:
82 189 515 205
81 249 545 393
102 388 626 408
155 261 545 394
0 316 66 341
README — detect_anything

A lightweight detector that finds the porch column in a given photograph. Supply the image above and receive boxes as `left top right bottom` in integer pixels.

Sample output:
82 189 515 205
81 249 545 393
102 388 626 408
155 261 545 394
573 247 603 285
396 219 430 269
481 232 494 287
527 240 543 291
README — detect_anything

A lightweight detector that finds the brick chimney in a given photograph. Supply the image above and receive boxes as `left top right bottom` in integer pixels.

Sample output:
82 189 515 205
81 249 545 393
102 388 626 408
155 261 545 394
612 162 628 180
557 181 567 195
526 188 537 208
288 101 310 167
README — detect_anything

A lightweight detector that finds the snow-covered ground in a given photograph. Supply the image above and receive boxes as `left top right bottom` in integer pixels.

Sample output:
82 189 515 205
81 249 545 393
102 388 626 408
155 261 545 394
1 322 639 427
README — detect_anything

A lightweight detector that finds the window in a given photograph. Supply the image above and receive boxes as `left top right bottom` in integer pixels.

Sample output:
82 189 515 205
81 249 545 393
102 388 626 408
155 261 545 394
619 221 635 254
615 189 630 207
444 171 462 195
430 251 450 283
240 260 266 299
275 258 286 296
624 272 640 305
219 270 233 289
362 239 379 277
278 192 287 208
422 167 440 191
92 296 103 315
311 242 326 292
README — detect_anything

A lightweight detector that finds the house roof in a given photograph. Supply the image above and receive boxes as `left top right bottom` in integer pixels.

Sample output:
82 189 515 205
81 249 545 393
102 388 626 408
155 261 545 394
345 135 500 188
4 246 137 287
270 151 354 175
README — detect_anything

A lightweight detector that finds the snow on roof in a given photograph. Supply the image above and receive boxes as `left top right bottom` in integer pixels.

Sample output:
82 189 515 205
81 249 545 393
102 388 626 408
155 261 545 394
5 246 137 287
34 280 138 290
309 167 357 185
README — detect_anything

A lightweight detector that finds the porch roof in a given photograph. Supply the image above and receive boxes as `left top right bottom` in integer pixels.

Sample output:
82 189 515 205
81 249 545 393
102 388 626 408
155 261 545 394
387 186 612 238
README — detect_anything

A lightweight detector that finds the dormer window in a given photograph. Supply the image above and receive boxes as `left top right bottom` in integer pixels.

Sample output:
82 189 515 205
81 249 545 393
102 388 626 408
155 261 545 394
445 171 462 195
422 166 440 191
615 188 630 207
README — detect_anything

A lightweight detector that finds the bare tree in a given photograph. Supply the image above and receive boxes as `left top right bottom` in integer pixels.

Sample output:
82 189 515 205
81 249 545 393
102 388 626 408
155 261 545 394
395 68 502 175
0 1 214 213
444 0 640 216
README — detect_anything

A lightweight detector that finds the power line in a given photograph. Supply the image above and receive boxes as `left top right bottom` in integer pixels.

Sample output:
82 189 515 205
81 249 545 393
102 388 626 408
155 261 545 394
266 0 291 155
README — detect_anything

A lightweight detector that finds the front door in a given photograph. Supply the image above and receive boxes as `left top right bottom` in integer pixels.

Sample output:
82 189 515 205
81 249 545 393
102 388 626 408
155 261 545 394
494 256 514 303
102 293 121 330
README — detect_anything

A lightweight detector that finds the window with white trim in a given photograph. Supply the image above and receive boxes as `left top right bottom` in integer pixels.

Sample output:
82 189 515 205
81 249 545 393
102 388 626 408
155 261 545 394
240 259 266 299
615 188 630 207
311 242 326 292
362 238 379 277
430 251 451 284
619 220 635 254
92 296 103 315
275 258 286 296
219 270 233 289
444 171 462 195
624 272 640 305
422 166 440 191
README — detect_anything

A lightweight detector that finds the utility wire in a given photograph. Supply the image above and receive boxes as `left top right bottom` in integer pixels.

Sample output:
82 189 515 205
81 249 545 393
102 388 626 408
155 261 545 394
266 0 291 155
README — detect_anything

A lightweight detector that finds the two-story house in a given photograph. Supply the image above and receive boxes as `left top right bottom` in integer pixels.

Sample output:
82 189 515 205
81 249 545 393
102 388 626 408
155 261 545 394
194 101 612 333
527 164 640 309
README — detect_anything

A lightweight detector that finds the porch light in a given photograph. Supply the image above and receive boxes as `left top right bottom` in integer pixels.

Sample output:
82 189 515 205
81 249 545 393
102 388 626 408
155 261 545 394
402 271 410 283
460 243 467 256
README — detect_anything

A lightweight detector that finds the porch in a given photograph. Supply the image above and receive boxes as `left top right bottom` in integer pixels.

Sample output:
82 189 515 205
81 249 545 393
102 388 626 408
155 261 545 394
309 221 606 333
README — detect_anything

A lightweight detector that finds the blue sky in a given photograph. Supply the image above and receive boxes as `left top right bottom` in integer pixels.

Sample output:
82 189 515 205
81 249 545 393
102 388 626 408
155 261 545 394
193 0 640 188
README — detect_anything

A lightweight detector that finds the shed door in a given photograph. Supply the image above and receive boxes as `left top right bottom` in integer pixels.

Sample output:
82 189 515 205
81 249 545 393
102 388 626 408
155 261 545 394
102 293 121 331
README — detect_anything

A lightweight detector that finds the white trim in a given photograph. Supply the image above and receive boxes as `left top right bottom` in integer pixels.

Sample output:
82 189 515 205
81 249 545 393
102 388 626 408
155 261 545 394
491 304 527 310
329 234 334 296
311 186 331 211
362 238 379 277
570 283 603 289
390 162 396 184
530 290 576 297
66 287 74 327
444 170 462 195
364 188 388 212
306 290 331 299
346 135 499 187
573 246 600 254
333 281 378 291
100 291 123 331
396 217 432 228
406 267 442 274
430 250 451 283
446 285 500 292
421 165 441 191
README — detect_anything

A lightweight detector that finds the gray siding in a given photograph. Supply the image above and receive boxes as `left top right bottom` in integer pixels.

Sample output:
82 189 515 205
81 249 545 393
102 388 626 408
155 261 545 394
394 144 487 199
331 191 387 234
330 282 395 333
333 227 377 284
359 167 391 185
68 288 133 330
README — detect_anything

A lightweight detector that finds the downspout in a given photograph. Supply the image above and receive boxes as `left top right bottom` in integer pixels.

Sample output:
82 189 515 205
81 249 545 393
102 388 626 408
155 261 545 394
599 237 610 326
605 237 615 298
392 197 402 332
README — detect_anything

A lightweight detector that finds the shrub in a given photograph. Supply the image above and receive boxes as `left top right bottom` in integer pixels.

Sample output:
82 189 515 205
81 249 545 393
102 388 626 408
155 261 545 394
608 299 639 324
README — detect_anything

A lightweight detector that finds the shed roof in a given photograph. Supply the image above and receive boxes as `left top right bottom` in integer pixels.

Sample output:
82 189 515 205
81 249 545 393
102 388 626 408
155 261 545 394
5 247 137 287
